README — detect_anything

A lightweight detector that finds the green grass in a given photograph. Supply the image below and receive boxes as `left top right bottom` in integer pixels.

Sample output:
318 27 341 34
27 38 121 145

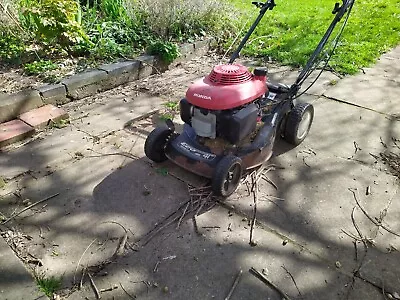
36 274 62 297
230 0 400 74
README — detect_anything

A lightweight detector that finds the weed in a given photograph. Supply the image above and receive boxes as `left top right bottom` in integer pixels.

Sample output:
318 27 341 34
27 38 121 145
164 100 179 112
156 167 169 176
36 274 62 297
0 25 25 63
0 177 6 189
159 113 175 121
48 118 70 129
23 60 58 76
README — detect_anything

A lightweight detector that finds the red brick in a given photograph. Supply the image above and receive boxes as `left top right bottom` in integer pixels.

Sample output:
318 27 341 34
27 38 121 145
18 104 69 129
0 120 34 147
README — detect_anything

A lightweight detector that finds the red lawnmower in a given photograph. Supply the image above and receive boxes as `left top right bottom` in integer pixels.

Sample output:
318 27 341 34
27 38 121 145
145 0 354 197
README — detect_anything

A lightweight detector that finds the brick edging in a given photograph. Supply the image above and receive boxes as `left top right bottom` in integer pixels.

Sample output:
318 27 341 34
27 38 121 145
0 38 214 124
0 38 213 148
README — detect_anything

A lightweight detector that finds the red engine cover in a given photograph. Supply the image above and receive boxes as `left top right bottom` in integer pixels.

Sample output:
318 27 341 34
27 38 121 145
186 64 267 110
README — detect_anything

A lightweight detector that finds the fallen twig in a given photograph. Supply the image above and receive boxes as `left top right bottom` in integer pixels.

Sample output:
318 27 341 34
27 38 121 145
224 269 243 300
176 201 190 229
153 261 160 273
120 282 136 299
249 173 258 246
88 272 101 299
79 267 86 290
249 267 291 300
100 285 118 293
74 238 98 284
2 193 60 224
349 188 400 238
281 265 302 298
113 232 128 257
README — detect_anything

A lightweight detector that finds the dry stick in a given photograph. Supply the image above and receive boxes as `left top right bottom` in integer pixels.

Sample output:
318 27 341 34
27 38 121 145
73 238 98 284
249 267 291 300
349 188 400 238
2 193 60 224
224 269 243 300
114 232 128 257
176 201 190 229
141 214 182 246
100 286 118 293
249 173 258 246
79 267 86 290
262 174 278 190
88 272 101 299
345 207 369 300
119 282 136 299
119 133 141 168
281 265 302 298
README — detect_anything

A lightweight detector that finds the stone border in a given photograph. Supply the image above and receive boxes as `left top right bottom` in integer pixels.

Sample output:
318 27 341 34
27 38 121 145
0 39 213 124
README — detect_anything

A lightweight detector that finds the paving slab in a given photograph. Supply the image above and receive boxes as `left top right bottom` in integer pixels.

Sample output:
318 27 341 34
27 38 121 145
324 46 400 116
69 205 382 300
0 237 46 300
0 119 34 148
65 90 164 138
18 104 69 129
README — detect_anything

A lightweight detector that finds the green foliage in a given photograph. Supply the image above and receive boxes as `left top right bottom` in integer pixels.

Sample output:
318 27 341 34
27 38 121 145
0 26 25 63
24 60 58 75
19 0 88 48
164 100 179 112
229 0 400 74
36 274 62 297
148 41 180 63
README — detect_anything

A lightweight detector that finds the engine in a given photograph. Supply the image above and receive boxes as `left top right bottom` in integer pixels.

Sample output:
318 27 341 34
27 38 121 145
180 64 268 144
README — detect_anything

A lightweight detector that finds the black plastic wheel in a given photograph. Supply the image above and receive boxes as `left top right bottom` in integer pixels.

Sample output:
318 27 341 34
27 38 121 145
144 126 172 163
284 103 314 146
212 155 243 197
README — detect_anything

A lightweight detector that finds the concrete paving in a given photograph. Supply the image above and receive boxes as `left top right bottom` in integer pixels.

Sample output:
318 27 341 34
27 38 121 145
1 47 400 299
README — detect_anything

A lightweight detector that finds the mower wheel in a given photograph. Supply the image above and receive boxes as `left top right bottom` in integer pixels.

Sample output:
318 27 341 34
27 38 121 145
212 155 243 197
284 103 314 146
144 126 172 163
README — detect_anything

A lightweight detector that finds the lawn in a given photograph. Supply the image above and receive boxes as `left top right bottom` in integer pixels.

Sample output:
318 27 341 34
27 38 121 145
229 0 400 74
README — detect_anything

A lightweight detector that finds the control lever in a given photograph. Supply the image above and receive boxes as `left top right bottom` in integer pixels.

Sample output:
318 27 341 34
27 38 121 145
251 1 276 10
251 1 264 8
332 2 341 14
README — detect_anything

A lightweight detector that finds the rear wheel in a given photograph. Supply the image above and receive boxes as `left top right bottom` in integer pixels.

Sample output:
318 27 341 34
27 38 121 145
284 103 314 146
212 155 243 197
144 126 172 163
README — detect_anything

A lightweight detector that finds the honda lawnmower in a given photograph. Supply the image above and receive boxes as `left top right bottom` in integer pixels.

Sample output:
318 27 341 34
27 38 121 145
145 0 354 197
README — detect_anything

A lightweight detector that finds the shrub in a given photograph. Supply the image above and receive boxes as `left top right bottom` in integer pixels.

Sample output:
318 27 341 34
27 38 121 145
135 0 235 42
148 40 180 63
19 0 88 49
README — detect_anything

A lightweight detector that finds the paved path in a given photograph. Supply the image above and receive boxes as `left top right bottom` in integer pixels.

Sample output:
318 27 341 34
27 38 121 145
1 48 400 299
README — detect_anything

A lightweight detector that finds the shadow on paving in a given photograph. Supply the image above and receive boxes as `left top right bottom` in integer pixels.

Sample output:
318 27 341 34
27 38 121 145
1 52 400 299
1 126 398 299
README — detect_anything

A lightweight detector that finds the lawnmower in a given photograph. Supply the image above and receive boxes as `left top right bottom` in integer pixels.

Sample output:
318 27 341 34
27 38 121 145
144 0 355 197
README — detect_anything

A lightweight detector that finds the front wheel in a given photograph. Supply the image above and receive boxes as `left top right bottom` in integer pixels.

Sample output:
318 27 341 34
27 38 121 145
144 126 172 163
284 103 314 146
212 155 243 197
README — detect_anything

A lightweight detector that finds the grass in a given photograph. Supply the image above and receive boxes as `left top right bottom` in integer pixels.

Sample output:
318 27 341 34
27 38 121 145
36 274 62 297
229 0 400 74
